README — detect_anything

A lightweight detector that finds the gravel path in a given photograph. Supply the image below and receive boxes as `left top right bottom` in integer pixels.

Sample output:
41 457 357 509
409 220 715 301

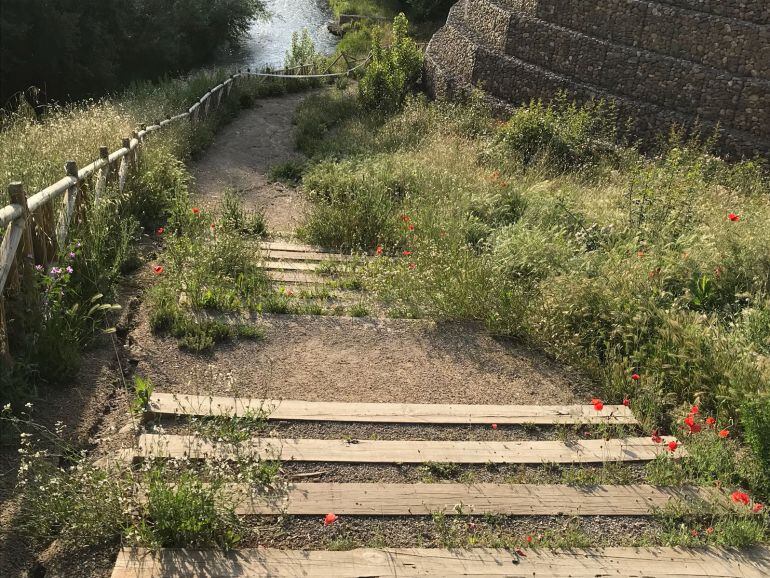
131 312 593 405
192 92 310 234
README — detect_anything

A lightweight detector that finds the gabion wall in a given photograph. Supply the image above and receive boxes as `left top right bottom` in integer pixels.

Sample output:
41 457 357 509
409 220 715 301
425 0 769 156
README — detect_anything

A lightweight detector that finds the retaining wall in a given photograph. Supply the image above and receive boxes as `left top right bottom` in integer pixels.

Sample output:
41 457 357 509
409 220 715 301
425 0 770 156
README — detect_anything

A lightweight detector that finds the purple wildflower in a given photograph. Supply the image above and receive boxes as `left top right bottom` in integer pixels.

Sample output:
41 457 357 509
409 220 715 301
49 266 62 277
66 266 73 274
69 252 76 259
35 264 44 272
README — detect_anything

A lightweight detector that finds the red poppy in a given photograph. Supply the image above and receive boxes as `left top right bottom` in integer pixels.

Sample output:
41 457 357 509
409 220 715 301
401 214 410 222
690 405 699 415
324 512 338 526
706 527 714 535
652 435 663 444
402 250 412 256
408 262 416 270
526 535 533 543
689 423 702 434
152 265 164 275
408 224 415 231
631 373 640 381
684 415 695 428
491 423 498 430
706 416 716 427
622 397 630 407
731 491 750 505
752 503 764 513
593 400 604 411
728 213 740 222
192 207 200 215
667 441 678 452
719 429 730 438
690 529 699 537
375 245 383 255
156 227 164 235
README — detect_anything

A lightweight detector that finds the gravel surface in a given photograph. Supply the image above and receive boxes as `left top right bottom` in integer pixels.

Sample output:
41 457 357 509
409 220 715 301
240 514 662 550
131 313 594 405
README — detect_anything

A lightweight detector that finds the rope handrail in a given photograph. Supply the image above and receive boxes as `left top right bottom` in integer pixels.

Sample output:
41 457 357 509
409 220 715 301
0 51 370 318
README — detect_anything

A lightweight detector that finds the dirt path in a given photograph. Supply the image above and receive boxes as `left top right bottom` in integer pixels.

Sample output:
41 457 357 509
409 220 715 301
131 314 589 405
192 92 309 234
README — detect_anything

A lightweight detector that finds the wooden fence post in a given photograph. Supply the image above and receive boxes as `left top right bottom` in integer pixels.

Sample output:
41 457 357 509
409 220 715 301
57 161 80 245
131 130 139 164
118 137 131 191
7 183 35 304
95 146 109 202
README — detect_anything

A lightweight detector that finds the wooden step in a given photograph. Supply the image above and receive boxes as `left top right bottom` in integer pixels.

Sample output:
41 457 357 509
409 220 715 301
148 392 639 425
264 248 357 262
217 483 717 516
261 241 338 253
267 270 326 284
262 260 320 272
112 546 770 577
135 434 682 463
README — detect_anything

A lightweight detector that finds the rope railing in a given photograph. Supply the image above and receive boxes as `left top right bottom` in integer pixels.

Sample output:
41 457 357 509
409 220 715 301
0 53 369 358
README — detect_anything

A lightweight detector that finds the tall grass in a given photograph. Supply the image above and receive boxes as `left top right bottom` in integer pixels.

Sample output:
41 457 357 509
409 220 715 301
295 89 770 497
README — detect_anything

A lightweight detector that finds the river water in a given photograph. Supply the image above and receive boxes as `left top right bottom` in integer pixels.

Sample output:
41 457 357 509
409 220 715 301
218 0 340 70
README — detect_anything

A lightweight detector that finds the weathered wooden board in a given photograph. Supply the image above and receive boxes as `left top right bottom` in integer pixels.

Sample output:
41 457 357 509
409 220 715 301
262 261 320 272
221 483 716 516
148 392 639 425
136 434 683 463
261 240 335 253
263 248 358 262
266 270 326 284
112 546 770 577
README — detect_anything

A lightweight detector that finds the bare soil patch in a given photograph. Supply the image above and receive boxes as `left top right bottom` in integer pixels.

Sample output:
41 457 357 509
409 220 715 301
131 312 592 405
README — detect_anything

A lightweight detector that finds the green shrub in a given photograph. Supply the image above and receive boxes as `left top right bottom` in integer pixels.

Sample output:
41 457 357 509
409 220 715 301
137 469 241 549
495 97 619 171
359 14 423 113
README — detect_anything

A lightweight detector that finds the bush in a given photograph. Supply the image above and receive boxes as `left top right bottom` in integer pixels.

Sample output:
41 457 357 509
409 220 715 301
359 13 423 113
495 97 620 172
137 469 241 549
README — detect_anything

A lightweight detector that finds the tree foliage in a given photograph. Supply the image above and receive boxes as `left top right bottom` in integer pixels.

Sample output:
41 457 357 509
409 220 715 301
0 0 264 104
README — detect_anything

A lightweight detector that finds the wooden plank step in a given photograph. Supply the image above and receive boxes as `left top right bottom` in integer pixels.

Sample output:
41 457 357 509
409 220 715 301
112 546 770 577
262 260 320 272
220 483 717 516
148 392 639 425
267 270 326 284
264 248 357 262
261 240 338 253
136 434 682 463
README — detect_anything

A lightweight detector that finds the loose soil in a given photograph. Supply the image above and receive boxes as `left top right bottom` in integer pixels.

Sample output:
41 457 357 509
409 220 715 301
130 313 591 404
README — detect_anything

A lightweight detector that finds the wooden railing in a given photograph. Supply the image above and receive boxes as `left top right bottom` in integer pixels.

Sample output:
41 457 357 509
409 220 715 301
0 55 368 360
